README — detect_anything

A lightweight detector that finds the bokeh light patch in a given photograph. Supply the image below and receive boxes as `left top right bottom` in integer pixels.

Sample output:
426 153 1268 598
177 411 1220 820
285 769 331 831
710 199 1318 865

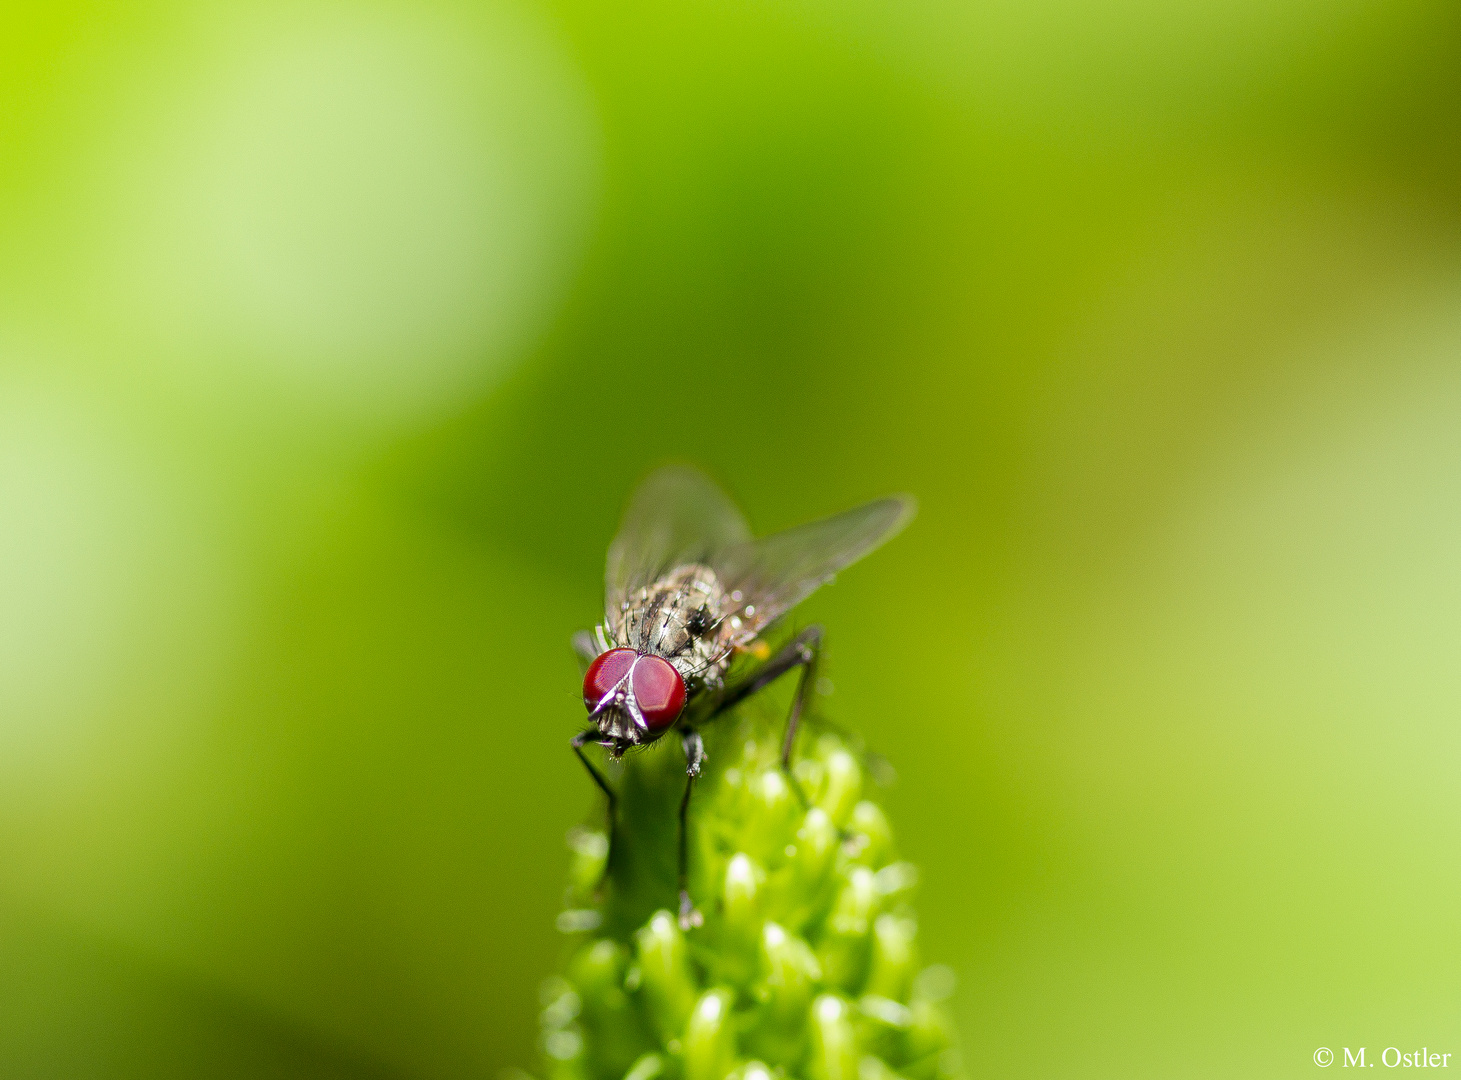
101 1 599 421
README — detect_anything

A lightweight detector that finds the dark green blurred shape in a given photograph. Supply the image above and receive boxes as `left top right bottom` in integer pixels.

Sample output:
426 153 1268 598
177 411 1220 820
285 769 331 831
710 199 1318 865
0 900 398 1080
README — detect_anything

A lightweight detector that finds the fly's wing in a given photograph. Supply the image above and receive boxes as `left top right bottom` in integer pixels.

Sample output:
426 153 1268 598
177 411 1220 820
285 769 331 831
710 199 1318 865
605 466 752 635
712 494 915 643
570 630 598 674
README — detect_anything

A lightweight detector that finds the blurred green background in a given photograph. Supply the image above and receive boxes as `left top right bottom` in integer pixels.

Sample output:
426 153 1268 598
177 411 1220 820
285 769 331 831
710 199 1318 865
2 0 1460 1076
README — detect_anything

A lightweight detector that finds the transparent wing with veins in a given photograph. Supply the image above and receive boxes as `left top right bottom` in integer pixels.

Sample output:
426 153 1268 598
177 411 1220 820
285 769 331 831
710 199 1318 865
602 464 914 649
604 466 751 640
710 494 915 644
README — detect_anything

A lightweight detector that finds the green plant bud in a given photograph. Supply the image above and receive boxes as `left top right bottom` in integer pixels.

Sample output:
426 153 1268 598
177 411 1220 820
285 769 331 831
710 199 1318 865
815 747 863 828
563 941 653 1080
872 863 918 906
568 940 629 1006
540 977 587 1080
909 965 956 1006
864 915 918 1003
888 967 958 1080
541 977 582 1031
623 1053 667 1080
542 1028 585 1066
852 993 913 1065
857 995 912 1031
896 999 960 1080
756 922 822 1022
742 768 799 861
683 989 736 1080
731 1061 775 1080
828 868 878 936
712 758 753 828
714 852 768 987
847 802 893 868
546 1050 588 1080
857 1055 907 1080
634 911 699 1043
566 827 610 905
793 754 827 806
792 807 838 892
723 853 764 936
907 998 956 1058
808 995 859 1080
817 867 878 992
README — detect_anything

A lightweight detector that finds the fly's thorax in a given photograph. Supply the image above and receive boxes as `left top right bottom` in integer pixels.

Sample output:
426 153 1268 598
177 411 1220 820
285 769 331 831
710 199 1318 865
611 563 734 690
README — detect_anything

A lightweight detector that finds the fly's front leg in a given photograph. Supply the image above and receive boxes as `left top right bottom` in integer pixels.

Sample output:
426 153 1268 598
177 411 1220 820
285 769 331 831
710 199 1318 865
713 624 824 776
677 729 706 931
571 728 616 887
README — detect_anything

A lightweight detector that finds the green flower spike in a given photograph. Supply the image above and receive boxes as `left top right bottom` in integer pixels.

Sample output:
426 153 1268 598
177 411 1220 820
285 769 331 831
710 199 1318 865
539 713 964 1080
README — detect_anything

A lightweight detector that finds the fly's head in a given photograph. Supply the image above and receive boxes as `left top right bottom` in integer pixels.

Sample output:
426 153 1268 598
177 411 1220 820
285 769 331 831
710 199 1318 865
582 647 686 747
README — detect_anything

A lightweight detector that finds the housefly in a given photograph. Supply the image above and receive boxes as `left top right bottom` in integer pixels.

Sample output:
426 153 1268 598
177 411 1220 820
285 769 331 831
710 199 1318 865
570 466 914 928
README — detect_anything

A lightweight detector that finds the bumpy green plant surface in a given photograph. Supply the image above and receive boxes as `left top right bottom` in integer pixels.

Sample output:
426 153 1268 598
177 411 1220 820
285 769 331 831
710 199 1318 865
538 710 965 1080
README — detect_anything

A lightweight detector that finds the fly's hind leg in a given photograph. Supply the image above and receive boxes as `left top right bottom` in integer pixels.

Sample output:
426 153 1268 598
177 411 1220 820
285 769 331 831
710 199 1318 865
709 625 824 799
677 729 706 930
571 728 616 892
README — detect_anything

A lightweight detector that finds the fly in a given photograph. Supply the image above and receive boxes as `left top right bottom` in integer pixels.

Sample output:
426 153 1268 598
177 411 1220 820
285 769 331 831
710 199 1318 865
570 466 914 928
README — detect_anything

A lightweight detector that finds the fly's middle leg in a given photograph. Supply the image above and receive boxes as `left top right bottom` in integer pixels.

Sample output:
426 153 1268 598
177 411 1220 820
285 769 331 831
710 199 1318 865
677 728 706 931
571 728 616 889
710 624 824 793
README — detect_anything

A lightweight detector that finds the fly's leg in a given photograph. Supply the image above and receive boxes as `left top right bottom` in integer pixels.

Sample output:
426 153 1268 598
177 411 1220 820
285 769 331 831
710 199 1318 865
677 729 706 930
778 626 821 772
571 728 616 889
712 626 876 848
711 624 823 786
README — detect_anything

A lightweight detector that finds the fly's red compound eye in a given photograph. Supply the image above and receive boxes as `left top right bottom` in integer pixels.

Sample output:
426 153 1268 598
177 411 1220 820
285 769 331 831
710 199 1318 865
583 648 636 709
632 655 686 730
